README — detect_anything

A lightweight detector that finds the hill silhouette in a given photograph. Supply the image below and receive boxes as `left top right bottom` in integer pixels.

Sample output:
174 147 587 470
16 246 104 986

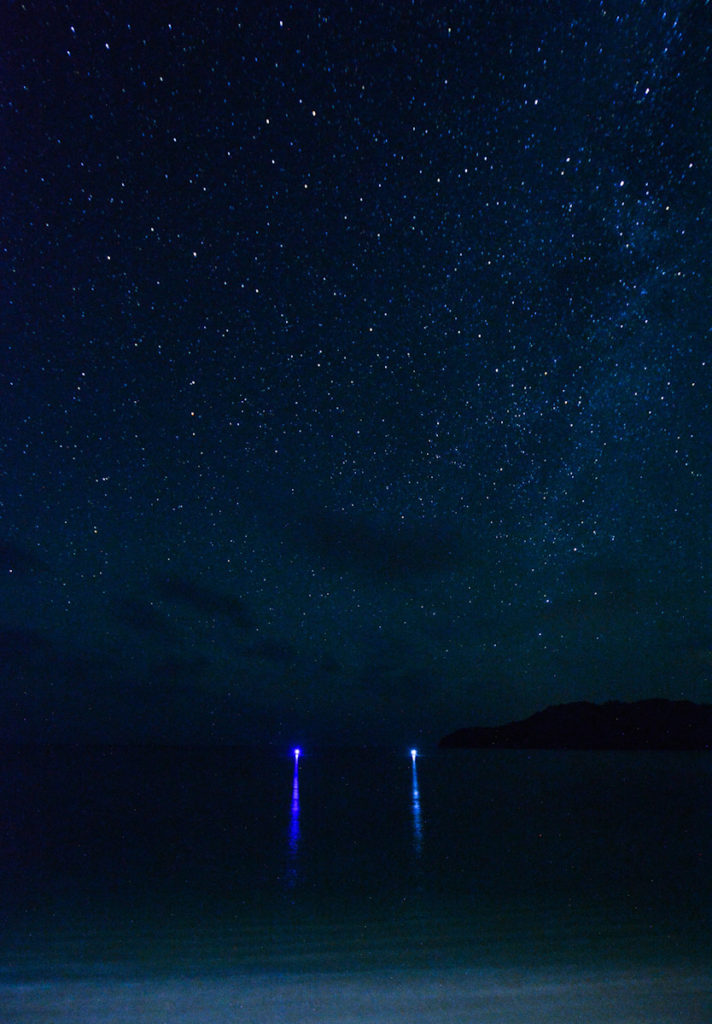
439 699 712 750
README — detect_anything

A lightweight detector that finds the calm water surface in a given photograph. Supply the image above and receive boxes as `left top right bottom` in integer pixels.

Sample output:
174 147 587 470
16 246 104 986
1 745 710 1019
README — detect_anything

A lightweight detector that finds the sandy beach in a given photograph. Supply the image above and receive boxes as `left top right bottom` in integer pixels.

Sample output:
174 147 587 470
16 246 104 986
3 966 710 1023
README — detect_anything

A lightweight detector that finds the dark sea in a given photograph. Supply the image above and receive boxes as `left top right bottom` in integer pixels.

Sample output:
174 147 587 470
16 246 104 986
1 744 710 1022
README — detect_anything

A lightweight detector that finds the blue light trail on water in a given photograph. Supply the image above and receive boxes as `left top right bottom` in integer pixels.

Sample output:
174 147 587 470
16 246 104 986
286 748 301 887
411 750 423 856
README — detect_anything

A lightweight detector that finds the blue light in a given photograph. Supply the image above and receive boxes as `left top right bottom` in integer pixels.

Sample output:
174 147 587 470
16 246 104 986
410 748 417 762
293 747 301 761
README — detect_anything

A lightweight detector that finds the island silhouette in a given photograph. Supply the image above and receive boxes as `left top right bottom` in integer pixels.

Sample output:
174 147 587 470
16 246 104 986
439 699 712 750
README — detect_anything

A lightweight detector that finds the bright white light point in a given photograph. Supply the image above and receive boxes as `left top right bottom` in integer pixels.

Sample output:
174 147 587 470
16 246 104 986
294 748 301 760
411 748 417 762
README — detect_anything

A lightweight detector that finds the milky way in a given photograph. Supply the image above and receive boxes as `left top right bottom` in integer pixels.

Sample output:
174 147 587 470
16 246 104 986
2 0 711 745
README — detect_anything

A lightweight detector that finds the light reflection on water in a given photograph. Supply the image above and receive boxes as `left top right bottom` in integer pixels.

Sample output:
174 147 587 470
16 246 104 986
411 755 423 857
286 751 300 888
1 747 710 986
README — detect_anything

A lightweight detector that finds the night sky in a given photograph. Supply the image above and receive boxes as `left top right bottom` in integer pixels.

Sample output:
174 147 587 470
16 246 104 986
2 0 711 747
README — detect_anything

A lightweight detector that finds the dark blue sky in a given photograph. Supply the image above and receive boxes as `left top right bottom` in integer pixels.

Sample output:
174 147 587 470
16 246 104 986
2 0 711 746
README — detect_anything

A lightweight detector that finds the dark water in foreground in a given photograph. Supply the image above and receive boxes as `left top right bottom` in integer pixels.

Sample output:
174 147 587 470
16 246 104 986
1 745 710 1020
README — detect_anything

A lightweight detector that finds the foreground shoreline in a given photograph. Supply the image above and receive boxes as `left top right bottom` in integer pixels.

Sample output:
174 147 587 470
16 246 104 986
3 965 710 1023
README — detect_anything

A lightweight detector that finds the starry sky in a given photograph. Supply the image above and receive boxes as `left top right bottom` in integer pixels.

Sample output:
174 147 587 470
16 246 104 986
2 0 711 747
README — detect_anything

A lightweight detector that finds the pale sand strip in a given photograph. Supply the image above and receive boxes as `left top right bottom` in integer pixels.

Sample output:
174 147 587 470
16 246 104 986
2 967 710 1023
